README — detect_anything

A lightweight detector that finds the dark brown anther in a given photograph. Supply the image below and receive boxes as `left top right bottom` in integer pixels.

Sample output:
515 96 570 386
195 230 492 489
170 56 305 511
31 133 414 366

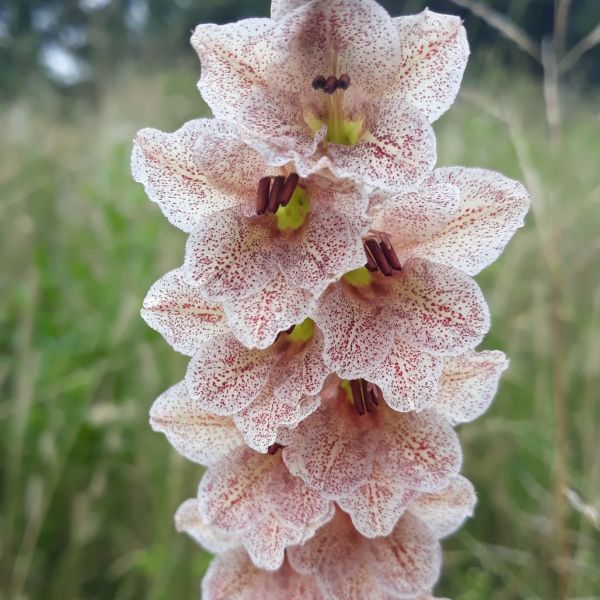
279 173 300 206
365 239 393 276
323 75 338 94
256 176 271 215
267 175 285 213
361 379 376 413
379 238 402 271
366 382 381 406
364 243 378 271
337 74 351 90
350 379 365 416
268 443 284 455
312 75 326 90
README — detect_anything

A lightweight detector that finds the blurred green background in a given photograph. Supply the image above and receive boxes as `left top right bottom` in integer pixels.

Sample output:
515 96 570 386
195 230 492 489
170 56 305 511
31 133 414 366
1 1 599 599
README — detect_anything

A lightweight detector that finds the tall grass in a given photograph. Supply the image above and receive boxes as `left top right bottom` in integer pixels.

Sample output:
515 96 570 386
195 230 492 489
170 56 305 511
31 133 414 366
1 64 599 599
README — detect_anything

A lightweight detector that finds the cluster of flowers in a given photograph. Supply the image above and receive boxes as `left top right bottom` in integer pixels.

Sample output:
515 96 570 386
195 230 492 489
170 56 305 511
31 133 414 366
132 0 529 597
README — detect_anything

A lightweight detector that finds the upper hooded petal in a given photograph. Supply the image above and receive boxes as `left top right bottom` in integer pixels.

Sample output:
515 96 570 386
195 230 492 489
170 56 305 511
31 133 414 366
328 97 436 191
390 10 469 122
435 350 509 425
186 334 272 416
131 120 241 232
150 381 243 465
184 208 280 303
408 475 477 539
141 268 228 356
174 498 239 554
387 258 490 356
411 167 530 275
314 282 396 379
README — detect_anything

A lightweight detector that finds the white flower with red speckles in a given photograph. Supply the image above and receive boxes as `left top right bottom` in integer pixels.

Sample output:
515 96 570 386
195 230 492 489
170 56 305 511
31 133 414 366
132 0 529 596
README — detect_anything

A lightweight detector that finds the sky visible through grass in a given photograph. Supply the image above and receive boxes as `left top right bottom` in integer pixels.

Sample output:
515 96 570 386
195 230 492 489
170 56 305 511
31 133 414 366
1 56 600 600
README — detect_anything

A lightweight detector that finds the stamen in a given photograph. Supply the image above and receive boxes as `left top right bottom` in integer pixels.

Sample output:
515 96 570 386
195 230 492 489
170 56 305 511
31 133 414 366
279 173 300 206
267 443 284 455
365 239 393 276
365 382 382 406
350 379 365 416
361 379 375 413
267 176 285 213
323 75 338 95
337 74 351 90
364 243 378 272
256 176 271 215
312 75 326 90
379 238 402 271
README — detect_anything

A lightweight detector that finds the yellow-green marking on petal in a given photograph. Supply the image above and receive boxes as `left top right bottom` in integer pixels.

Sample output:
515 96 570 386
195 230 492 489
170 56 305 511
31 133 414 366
326 116 363 146
288 318 314 343
343 267 372 287
276 187 309 231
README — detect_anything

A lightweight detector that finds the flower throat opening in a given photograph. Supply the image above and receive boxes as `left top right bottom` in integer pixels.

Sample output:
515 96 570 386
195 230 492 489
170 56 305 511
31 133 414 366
256 174 309 231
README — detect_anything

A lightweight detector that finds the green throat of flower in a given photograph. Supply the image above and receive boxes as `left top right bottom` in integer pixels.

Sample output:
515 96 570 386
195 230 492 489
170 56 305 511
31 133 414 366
276 186 309 231
342 266 373 287
306 111 363 147
287 318 314 343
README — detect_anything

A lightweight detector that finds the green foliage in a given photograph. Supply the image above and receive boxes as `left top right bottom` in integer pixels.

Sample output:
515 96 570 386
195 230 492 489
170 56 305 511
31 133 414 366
1 65 599 598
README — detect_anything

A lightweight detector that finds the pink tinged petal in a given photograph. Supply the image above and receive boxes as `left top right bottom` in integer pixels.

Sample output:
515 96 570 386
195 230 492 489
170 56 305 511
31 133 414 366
328 98 436 191
370 513 442 598
283 401 379 498
198 447 272 534
277 185 370 296
436 350 509 425
174 498 239 554
391 10 469 122
416 167 531 275
314 282 396 379
408 475 477 539
141 268 227 356
223 274 314 350
272 329 329 405
191 20 275 123
150 381 243 465
131 120 239 232
275 0 402 98
186 335 272 416
203 549 324 600
388 258 490 357
271 0 309 19
366 339 444 413
233 385 320 453
338 468 419 538
184 208 279 303
269 464 334 535
241 513 300 570
380 410 462 493
370 184 461 251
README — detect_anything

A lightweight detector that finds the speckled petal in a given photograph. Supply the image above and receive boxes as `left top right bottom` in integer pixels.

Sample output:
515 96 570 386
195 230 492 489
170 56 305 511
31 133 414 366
391 10 469 122
366 339 444 413
283 399 379 498
174 498 239 554
141 268 227 356
131 120 240 232
338 467 419 538
203 549 324 600
223 274 314 350
408 475 477 539
387 258 490 356
380 409 462 492
271 0 309 19
186 334 272 416
413 167 530 275
314 282 396 379
436 350 509 425
233 384 320 453
150 381 243 465
198 448 272 534
328 98 436 191
184 209 280 303
370 513 441 598
191 20 275 122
